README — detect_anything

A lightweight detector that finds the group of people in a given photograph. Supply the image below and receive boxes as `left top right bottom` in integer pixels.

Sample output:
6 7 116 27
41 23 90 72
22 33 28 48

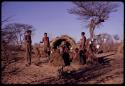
24 30 95 67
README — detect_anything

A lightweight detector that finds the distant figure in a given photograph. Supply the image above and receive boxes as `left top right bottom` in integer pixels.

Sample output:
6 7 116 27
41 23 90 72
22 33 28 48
60 41 71 66
40 33 50 59
24 30 32 66
79 32 87 65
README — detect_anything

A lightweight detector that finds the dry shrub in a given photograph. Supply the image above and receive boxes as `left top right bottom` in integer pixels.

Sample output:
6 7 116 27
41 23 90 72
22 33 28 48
33 44 46 58
21 42 26 51
117 43 123 53
100 44 108 53
100 43 114 53
113 43 120 51
39 46 46 58
69 50 80 64
1 44 22 70
49 50 64 67
33 45 41 58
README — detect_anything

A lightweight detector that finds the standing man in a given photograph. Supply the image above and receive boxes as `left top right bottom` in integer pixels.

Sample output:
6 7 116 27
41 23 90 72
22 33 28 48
24 30 32 66
41 33 50 59
79 32 87 65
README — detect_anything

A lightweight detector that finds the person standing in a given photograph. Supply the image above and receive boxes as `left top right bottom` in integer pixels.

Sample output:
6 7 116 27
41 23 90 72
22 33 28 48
24 30 32 66
79 32 86 65
40 33 50 59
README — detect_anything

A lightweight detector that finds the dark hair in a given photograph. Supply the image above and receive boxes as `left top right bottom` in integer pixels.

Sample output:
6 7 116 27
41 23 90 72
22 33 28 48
44 32 47 35
75 48 79 52
81 32 85 35
26 30 32 33
75 48 79 51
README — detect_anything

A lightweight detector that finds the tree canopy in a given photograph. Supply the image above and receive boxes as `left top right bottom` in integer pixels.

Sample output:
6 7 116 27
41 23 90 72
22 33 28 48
68 2 119 39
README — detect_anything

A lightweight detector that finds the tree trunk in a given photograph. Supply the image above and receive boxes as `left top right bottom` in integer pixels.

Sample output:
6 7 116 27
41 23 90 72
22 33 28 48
89 26 95 40
88 19 96 40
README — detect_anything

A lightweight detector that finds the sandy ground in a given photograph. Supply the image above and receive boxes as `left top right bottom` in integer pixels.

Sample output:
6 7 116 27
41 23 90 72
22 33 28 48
1 51 123 84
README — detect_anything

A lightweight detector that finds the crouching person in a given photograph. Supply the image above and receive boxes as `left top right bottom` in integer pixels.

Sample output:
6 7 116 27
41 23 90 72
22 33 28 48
60 41 71 66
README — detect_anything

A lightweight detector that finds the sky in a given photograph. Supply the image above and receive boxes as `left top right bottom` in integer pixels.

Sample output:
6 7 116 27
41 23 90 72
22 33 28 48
2 1 124 44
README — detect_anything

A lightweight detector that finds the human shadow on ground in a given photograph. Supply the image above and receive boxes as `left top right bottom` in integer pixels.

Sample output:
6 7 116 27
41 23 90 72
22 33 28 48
54 53 115 84
97 53 115 64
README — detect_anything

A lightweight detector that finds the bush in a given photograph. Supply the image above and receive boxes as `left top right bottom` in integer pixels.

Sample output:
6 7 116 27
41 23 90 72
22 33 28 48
117 43 123 53
49 50 64 67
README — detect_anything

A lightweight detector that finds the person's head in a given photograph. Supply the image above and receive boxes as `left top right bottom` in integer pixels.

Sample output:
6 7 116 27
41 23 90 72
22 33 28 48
81 32 85 37
44 33 47 37
26 30 32 35
75 48 79 53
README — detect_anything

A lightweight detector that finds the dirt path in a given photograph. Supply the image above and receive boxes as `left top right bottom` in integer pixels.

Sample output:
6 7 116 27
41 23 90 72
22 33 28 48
1 52 123 84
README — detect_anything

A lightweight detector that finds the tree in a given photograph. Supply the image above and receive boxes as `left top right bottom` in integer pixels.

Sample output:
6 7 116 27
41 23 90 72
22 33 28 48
94 33 114 52
1 23 35 66
95 33 113 44
68 2 119 40
2 16 13 24
2 23 35 47
113 34 120 42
